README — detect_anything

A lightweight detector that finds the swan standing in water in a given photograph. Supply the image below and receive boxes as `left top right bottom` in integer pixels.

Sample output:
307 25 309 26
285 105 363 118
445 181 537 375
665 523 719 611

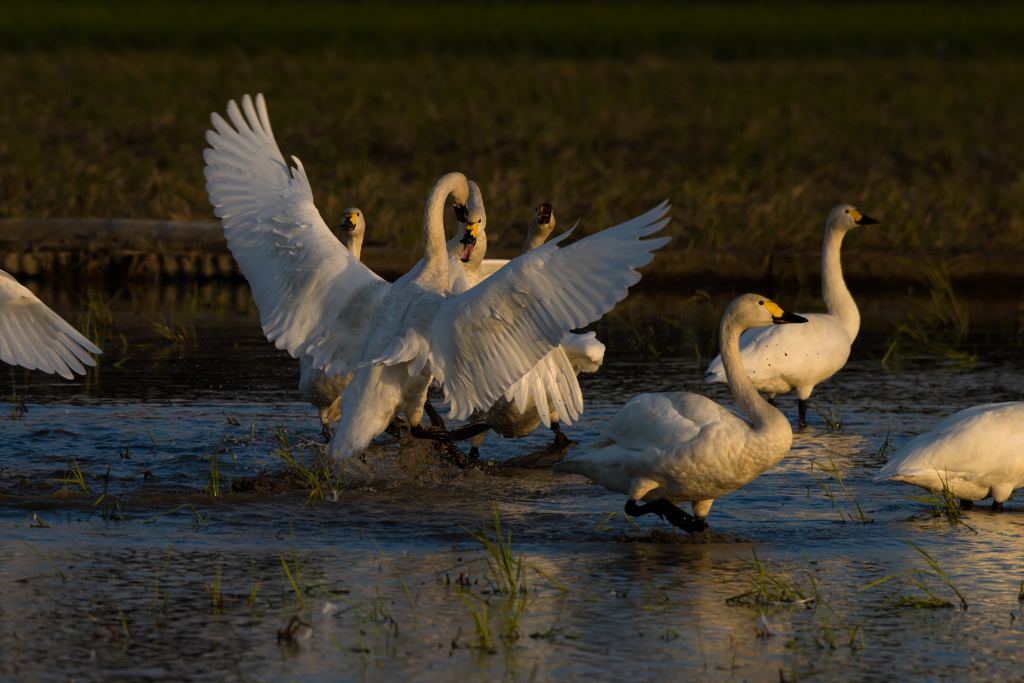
704 205 878 426
464 201 606 463
204 94 670 459
0 270 102 377
299 208 366 439
554 295 806 536
875 403 1024 510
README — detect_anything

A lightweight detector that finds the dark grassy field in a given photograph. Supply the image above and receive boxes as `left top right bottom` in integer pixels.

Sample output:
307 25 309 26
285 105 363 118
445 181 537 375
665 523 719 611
2 2 1024 252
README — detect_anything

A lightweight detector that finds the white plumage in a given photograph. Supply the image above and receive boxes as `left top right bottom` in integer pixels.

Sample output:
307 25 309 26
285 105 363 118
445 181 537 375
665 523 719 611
204 94 669 459
0 270 101 379
463 201 607 458
704 204 878 426
554 294 806 534
875 402 1024 508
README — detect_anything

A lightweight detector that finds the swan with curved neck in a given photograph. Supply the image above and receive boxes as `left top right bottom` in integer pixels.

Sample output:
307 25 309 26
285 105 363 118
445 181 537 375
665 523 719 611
704 204 878 426
554 294 806 535
205 93 669 460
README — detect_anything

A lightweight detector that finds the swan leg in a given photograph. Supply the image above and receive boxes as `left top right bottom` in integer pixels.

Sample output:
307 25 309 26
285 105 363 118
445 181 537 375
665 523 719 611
992 500 1004 512
469 429 488 460
767 394 777 407
321 422 333 443
411 400 491 468
625 499 708 536
959 499 974 511
798 399 808 427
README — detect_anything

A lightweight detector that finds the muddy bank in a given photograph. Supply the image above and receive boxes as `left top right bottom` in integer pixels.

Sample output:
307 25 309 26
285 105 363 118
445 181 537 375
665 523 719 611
2 218 1022 291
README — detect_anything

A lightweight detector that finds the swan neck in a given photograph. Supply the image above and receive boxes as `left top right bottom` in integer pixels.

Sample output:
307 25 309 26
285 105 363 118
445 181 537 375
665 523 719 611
720 317 777 429
523 222 544 254
821 226 859 341
341 232 363 261
422 175 463 276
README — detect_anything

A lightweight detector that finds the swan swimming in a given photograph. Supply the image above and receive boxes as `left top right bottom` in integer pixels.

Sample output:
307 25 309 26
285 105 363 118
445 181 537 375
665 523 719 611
875 403 1024 510
554 294 806 535
203 94 670 459
704 204 878 426
298 207 366 439
0 270 102 378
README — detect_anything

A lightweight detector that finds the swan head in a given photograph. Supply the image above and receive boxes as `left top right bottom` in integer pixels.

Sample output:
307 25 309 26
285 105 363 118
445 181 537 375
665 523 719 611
457 180 487 262
338 208 365 236
725 294 808 331
459 206 486 263
528 202 556 243
828 204 880 232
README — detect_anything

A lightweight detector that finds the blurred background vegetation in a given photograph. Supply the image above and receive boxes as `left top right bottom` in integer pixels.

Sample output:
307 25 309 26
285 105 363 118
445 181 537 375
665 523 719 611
1 1 1024 252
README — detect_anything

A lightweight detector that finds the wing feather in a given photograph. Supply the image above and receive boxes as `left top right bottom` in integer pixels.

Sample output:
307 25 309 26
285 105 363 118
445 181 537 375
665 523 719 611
204 93 387 370
0 271 101 379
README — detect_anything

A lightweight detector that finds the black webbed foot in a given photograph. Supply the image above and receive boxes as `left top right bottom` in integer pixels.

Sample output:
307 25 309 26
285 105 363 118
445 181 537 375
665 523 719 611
625 499 708 535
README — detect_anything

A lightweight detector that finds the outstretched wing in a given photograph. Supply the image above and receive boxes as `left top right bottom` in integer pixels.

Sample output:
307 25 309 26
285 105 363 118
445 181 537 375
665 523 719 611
0 271 101 379
204 93 387 369
430 202 671 420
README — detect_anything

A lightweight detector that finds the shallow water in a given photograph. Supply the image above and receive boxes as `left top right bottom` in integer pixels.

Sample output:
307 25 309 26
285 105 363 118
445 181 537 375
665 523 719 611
2 287 1024 682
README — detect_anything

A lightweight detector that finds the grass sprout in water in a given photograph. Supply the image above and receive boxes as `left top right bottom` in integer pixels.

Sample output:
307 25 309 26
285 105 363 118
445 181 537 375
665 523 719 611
452 504 569 649
903 473 976 533
272 422 337 506
861 539 968 610
813 396 845 433
807 457 869 524
726 549 812 608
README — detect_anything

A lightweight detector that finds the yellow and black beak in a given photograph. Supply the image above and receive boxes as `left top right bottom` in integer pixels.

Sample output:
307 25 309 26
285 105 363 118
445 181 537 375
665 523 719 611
459 221 479 262
339 213 357 231
764 301 807 325
536 203 553 224
849 209 880 226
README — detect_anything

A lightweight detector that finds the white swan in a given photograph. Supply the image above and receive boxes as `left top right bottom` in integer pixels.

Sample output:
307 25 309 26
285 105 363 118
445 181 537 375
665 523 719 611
298 208 367 438
0 270 102 378
203 94 670 459
875 403 1024 510
553 294 806 535
704 205 878 426
463 201 606 461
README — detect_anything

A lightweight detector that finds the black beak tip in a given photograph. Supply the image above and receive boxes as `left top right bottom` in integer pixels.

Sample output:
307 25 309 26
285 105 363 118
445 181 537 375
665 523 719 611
454 204 469 223
774 312 808 324
857 215 881 226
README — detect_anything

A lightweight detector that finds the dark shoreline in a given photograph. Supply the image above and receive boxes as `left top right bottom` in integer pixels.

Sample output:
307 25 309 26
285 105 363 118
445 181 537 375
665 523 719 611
1 218 1020 292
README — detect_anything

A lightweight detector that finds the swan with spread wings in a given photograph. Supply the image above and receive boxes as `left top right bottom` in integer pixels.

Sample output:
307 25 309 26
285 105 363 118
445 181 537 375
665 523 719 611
204 94 670 459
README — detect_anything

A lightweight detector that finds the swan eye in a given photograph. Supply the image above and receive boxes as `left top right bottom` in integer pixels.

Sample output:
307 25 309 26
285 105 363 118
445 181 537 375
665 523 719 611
758 301 764 306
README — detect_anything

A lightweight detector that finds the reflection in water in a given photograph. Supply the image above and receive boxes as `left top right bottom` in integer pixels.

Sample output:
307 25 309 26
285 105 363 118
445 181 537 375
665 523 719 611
1 285 1024 680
